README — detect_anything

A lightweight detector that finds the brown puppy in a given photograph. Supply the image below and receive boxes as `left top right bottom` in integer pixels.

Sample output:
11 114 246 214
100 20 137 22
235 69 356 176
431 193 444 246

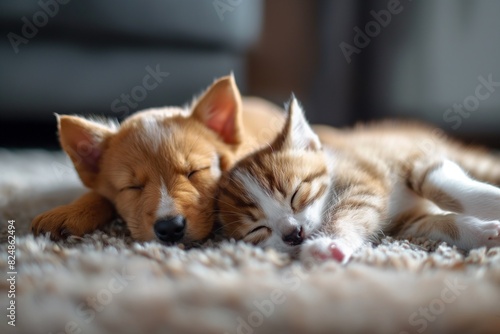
32 75 285 244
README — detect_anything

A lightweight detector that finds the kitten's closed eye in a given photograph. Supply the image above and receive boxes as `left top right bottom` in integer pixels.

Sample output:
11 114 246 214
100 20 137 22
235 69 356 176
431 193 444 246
247 225 270 235
244 225 271 244
291 180 327 213
291 187 300 208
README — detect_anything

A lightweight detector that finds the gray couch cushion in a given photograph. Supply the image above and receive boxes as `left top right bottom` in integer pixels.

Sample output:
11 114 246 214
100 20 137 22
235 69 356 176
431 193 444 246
0 42 245 120
1 0 263 51
0 1 263 121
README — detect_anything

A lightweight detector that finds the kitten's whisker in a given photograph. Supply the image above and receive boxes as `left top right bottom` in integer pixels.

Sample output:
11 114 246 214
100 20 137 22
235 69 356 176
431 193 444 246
205 195 245 212
213 219 245 234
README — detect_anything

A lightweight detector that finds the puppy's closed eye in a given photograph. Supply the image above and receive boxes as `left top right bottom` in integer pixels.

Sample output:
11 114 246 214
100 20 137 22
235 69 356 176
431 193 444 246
120 185 144 192
187 167 210 179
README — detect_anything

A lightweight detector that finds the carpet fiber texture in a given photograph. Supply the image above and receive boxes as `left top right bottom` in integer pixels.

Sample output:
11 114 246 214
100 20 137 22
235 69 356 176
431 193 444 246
1 149 500 334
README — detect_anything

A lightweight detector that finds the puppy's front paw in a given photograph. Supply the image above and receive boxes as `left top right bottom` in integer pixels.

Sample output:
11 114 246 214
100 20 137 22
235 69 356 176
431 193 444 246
32 204 110 240
300 237 355 265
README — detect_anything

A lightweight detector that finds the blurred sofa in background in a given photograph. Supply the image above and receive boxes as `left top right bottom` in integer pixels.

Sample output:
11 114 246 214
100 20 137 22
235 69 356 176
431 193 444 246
1 0 499 149
0 0 262 147
249 0 500 148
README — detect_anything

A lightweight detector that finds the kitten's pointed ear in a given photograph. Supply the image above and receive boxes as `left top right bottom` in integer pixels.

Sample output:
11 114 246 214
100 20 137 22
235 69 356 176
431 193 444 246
273 96 321 151
57 114 116 188
191 74 243 145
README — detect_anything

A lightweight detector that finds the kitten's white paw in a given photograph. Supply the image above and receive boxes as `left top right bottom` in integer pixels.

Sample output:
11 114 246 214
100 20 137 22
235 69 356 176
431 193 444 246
300 237 355 264
456 216 500 249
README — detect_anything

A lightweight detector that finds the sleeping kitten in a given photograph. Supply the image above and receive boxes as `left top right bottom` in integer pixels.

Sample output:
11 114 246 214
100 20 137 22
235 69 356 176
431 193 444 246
216 97 500 263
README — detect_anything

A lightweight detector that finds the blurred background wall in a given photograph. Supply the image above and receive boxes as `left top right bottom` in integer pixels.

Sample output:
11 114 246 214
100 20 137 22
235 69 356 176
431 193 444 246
1 0 499 148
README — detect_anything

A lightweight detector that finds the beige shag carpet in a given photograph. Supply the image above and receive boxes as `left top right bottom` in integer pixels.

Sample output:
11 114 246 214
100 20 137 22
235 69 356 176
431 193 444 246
1 149 500 334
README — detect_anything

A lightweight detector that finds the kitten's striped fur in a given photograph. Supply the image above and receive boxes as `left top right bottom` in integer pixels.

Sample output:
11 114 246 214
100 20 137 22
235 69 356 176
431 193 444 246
216 98 500 263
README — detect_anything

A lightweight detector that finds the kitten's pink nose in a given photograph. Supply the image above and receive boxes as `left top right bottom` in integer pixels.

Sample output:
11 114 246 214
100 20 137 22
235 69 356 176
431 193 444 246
282 226 304 246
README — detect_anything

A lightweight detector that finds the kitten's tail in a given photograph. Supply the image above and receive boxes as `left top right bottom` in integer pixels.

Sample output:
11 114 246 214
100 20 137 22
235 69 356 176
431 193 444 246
449 146 500 187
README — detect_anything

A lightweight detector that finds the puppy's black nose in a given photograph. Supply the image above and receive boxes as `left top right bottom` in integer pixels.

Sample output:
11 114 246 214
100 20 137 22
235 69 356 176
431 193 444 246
282 226 304 246
154 216 186 243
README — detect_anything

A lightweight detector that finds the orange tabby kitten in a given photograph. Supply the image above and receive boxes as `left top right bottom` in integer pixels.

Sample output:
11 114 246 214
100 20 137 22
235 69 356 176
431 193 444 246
216 97 500 263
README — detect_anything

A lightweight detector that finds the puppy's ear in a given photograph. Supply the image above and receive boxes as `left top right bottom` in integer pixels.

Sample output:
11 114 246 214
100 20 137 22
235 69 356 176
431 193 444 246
57 115 116 188
272 96 321 151
191 74 243 145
